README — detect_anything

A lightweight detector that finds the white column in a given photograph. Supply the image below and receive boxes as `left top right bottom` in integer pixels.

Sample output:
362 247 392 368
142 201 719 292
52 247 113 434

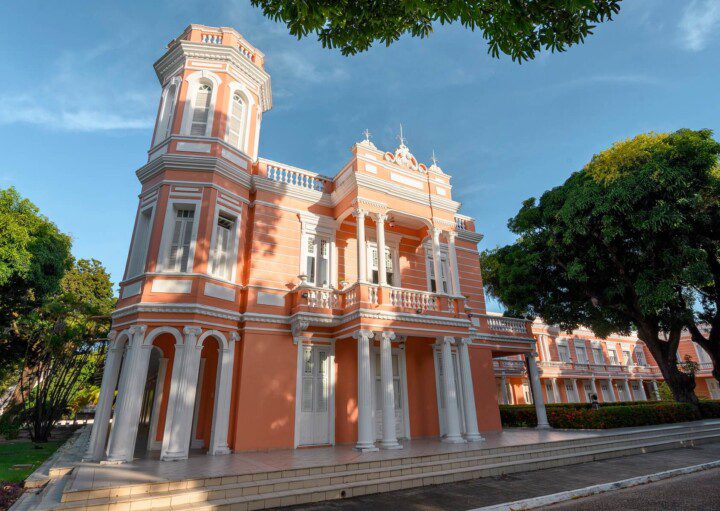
439 337 465 443
430 228 444 294
354 209 367 283
637 379 648 401
329 236 338 289
353 330 377 451
446 231 462 296
608 378 616 402
551 378 560 404
526 352 551 429
590 377 597 401
500 374 509 405
651 380 660 400
571 379 580 403
85 333 123 461
147 357 168 451
622 378 632 402
105 325 150 463
375 213 388 286
208 332 237 455
458 339 483 442
377 331 401 449
161 326 203 461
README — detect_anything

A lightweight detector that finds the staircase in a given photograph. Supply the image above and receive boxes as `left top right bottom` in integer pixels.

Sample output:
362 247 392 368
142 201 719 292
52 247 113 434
25 420 720 511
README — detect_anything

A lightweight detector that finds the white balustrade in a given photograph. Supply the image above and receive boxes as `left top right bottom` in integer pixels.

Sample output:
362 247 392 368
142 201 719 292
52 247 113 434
305 288 338 309
202 34 223 44
389 288 438 311
455 216 469 230
266 164 329 192
485 316 528 334
344 286 358 308
238 44 255 60
368 286 379 305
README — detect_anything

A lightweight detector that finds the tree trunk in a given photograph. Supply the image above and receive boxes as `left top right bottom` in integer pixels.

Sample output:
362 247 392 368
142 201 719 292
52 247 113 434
638 328 699 405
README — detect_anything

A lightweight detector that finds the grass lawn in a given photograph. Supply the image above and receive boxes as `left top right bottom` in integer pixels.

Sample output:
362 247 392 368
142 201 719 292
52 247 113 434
0 440 63 483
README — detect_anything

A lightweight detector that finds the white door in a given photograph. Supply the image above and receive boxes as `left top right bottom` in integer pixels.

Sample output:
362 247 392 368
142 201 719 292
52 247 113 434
434 349 465 436
583 382 594 401
372 351 406 440
298 346 331 446
564 381 576 402
427 253 451 294
708 380 720 399
545 382 555 403
601 382 613 402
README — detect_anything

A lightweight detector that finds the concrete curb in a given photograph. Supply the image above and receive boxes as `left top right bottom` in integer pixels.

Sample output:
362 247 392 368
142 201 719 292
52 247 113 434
468 459 720 511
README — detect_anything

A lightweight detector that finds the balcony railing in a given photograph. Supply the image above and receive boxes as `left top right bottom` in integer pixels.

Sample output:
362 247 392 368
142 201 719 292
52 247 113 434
493 359 526 373
389 288 438 311
484 316 529 334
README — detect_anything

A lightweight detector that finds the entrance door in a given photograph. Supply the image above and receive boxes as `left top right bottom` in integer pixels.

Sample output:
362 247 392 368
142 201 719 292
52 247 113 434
434 349 465 436
545 382 555 403
372 351 407 440
298 346 332 446
583 381 594 401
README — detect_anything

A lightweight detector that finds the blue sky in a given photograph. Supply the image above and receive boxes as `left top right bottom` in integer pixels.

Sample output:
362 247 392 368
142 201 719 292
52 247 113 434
2 1 720 311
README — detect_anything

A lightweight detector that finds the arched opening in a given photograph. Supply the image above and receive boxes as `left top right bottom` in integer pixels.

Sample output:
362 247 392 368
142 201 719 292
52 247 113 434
134 333 175 457
190 336 221 450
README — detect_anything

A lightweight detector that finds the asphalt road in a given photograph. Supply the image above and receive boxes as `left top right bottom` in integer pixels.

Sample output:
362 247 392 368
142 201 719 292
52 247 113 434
541 467 720 511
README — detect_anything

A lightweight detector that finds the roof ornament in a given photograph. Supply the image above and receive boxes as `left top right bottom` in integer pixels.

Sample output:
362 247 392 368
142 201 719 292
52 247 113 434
385 123 423 172
359 128 376 149
429 150 443 174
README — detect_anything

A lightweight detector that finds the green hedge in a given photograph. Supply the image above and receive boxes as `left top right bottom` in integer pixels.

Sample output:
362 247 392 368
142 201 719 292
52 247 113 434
500 400 720 429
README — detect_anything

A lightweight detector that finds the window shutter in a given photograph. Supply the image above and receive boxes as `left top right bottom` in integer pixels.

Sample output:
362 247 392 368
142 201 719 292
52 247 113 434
190 84 212 136
227 92 244 147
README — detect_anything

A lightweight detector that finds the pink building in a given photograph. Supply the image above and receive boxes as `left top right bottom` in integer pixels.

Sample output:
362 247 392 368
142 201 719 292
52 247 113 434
86 25 544 463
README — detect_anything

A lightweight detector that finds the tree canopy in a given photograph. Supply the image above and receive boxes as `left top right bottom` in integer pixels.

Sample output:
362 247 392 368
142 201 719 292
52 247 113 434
481 129 720 403
251 0 622 61
0 187 72 374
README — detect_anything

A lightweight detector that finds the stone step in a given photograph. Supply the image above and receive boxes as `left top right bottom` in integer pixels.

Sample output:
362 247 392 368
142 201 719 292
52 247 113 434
54 424 720 511
102 432 720 511
60 420 720 504
69 424 720 510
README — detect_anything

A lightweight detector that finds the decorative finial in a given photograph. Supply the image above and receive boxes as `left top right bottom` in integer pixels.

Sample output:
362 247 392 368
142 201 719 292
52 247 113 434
363 128 371 142
431 150 439 167
397 124 407 147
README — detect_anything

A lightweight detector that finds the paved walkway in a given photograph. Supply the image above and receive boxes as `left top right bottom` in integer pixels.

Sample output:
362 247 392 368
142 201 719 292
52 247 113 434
282 443 720 510
543 466 720 510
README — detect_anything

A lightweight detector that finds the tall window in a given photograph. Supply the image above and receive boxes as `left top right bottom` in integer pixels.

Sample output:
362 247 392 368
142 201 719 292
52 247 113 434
226 91 245 148
153 83 178 145
190 83 212 136
305 236 329 287
607 348 619 365
622 349 632 365
635 347 647 366
209 213 237 280
166 208 195 272
592 346 605 364
369 245 395 285
427 252 450 293
127 206 153 278
557 342 571 363
575 345 588 364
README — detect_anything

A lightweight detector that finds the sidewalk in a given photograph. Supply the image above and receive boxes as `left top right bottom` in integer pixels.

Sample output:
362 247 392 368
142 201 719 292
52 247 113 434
284 443 720 510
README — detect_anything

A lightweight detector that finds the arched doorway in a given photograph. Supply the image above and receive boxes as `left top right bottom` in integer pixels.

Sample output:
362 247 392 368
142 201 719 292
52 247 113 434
190 336 221 450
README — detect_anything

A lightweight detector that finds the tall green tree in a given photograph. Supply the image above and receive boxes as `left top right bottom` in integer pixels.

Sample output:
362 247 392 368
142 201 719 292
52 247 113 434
481 129 720 404
251 0 621 61
18 258 115 441
0 187 72 376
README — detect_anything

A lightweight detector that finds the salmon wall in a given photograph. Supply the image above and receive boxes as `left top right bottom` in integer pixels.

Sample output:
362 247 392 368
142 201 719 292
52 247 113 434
151 334 176 443
335 338 358 444
195 337 220 448
405 338 440 438
233 331 297 450
469 347 502 431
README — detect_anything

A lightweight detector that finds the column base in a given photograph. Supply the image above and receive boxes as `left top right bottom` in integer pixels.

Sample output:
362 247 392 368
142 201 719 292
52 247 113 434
161 451 190 462
354 442 379 452
536 423 552 430
100 458 129 465
208 446 231 456
379 440 403 450
464 433 485 443
441 435 467 444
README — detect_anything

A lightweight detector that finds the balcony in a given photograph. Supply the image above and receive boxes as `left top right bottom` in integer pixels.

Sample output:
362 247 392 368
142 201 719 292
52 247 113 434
493 359 526 375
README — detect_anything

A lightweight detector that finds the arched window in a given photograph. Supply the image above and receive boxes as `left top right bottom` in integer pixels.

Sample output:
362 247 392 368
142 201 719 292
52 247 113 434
226 91 245 149
153 82 178 145
190 83 213 136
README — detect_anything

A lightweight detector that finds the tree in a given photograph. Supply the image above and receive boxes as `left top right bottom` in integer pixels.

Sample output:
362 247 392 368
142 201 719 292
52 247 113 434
481 129 720 404
17 259 114 441
0 187 72 376
251 0 622 61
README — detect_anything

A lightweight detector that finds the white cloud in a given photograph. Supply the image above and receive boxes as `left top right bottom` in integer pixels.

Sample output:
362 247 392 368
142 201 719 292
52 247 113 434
0 43 156 132
270 49 349 84
678 0 720 51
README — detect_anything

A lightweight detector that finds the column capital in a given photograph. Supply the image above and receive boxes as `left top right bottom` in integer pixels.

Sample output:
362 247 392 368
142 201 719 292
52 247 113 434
372 212 388 223
352 329 374 341
230 331 240 343
430 227 442 239
446 230 458 241
183 326 202 336
108 330 118 342
128 325 147 337
436 336 456 346
459 338 472 346
375 331 396 342
352 208 367 218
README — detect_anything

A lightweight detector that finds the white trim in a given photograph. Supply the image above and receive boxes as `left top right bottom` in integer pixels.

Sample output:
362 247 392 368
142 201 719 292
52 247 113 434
180 70 221 137
207 201 242 282
156 198 202 274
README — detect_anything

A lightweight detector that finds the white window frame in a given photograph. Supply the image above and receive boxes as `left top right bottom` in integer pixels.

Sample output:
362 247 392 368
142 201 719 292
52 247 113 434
224 83 254 154
293 342 336 448
157 199 201 274
696 344 712 364
207 205 241 282
152 76 180 147
125 203 156 279
556 340 571 363
622 348 632 366
302 234 332 288
591 342 605 365
635 346 648 366
366 240 401 287
299 214 337 289
424 246 451 294
180 71 220 138
607 347 619 365
575 344 589 364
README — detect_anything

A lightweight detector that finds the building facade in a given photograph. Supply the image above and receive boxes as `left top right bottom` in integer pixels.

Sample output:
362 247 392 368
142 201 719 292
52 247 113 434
85 25 546 464
496 320 720 405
